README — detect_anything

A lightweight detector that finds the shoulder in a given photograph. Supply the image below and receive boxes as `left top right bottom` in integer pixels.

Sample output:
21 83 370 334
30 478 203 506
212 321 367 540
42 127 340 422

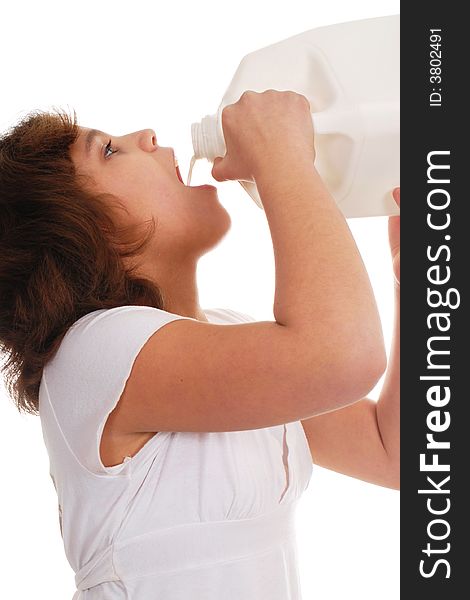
67 304 189 335
43 304 195 394
40 304 195 475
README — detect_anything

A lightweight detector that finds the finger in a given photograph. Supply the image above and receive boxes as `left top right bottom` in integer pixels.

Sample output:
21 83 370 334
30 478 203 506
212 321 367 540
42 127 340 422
211 156 227 182
388 215 400 255
392 187 400 207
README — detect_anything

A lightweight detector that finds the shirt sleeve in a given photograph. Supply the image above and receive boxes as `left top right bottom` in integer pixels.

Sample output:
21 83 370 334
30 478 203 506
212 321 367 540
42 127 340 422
41 305 196 476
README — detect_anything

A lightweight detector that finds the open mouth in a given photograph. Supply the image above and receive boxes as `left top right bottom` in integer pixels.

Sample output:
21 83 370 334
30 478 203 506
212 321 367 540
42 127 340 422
172 151 216 190
174 155 185 184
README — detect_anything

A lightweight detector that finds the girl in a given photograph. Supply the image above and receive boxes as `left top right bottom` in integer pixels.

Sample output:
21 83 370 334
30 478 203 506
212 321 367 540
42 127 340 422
0 90 399 599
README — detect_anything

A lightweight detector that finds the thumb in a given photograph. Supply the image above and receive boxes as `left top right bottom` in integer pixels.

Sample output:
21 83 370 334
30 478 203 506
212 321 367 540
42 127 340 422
211 155 230 182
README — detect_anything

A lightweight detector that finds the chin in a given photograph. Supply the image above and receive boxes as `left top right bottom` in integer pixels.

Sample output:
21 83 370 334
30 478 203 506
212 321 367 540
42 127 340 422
196 206 232 254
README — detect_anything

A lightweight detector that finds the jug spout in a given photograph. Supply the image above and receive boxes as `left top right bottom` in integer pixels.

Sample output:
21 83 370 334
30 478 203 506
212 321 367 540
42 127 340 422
191 113 226 161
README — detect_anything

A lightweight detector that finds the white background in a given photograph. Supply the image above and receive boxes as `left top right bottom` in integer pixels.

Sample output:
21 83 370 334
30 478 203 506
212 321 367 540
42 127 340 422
0 1 400 598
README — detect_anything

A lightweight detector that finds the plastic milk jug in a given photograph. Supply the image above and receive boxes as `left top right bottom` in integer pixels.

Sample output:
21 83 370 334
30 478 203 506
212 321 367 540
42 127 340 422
190 15 400 218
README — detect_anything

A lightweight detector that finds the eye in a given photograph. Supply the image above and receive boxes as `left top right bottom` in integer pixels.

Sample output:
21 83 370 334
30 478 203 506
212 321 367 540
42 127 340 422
103 139 118 159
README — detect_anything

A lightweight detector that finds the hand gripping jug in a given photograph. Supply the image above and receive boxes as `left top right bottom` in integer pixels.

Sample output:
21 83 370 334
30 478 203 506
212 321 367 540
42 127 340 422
191 15 400 218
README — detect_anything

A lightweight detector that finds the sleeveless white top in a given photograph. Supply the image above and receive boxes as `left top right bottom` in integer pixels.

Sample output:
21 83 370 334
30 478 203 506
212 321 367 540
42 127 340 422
39 305 313 599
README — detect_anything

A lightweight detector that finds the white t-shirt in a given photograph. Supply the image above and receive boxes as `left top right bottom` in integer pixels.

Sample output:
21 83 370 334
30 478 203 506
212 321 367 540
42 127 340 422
39 305 313 599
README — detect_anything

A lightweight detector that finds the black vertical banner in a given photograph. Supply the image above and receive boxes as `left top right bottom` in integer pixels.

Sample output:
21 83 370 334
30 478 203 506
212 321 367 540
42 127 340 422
401 4 466 597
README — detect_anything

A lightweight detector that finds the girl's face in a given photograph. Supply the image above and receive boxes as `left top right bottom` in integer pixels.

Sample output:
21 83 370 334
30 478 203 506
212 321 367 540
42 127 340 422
70 126 231 265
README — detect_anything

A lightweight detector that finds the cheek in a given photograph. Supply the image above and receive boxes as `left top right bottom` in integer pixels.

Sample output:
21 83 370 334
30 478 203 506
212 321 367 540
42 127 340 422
108 169 175 211
135 184 185 236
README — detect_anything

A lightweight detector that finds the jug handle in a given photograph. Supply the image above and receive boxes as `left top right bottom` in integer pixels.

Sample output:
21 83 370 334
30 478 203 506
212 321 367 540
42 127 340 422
311 109 357 136
312 108 365 206
238 108 364 211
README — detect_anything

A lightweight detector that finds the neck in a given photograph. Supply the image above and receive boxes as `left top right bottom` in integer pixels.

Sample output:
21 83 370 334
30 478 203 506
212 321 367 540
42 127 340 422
138 255 209 323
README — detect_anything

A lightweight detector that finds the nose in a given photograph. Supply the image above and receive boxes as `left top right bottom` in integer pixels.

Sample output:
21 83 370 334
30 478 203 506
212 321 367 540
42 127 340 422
139 128 158 151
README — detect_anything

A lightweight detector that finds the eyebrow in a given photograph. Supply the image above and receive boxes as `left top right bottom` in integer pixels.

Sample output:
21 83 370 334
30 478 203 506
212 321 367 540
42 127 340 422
85 129 104 156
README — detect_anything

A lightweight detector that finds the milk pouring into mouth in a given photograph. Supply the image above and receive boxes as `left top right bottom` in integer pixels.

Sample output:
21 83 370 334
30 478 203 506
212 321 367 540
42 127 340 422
190 15 400 219
186 155 197 186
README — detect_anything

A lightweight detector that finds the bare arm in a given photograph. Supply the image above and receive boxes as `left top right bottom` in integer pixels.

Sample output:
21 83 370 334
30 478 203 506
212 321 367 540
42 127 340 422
214 91 387 383
299 188 401 489
300 282 400 489
256 161 387 374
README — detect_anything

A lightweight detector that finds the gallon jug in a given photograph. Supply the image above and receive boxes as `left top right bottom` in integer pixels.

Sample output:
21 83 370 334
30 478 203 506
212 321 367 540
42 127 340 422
190 14 400 218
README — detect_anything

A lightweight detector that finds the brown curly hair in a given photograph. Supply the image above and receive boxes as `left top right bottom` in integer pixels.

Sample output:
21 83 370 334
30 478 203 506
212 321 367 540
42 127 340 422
0 107 165 416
